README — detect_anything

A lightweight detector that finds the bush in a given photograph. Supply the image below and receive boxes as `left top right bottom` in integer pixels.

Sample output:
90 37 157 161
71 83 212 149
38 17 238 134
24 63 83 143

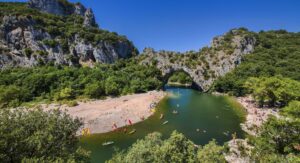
108 131 226 163
244 76 300 107
43 39 59 48
168 71 193 84
65 100 78 107
0 108 90 162
24 48 33 58
0 85 30 108
84 82 105 98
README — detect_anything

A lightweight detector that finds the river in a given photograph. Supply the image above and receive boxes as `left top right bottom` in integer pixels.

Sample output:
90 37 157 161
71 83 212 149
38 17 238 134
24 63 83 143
79 86 245 162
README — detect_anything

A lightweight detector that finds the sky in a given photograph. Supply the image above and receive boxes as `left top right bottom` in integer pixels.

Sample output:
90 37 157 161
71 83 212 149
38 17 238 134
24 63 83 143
2 0 300 52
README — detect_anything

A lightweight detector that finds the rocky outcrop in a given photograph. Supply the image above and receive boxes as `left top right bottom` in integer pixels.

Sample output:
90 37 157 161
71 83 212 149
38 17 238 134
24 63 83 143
0 15 134 69
140 29 256 91
28 0 97 27
83 8 97 28
28 0 74 16
225 139 253 163
74 3 86 16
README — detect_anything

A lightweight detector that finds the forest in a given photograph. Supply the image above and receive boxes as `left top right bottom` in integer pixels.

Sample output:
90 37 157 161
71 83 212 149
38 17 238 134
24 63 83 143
0 59 163 108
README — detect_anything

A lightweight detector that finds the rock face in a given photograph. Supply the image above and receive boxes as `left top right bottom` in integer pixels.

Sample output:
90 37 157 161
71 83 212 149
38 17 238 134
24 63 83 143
83 8 97 28
28 0 97 27
28 0 74 16
140 29 256 91
0 15 134 69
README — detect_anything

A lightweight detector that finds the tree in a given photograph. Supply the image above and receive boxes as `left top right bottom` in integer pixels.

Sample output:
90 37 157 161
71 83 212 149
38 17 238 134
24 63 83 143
282 101 300 119
0 85 30 108
196 140 226 163
54 87 75 101
108 131 197 163
251 117 300 161
108 132 163 163
160 131 196 163
244 77 300 107
105 77 122 96
108 131 228 163
0 108 90 162
84 82 105 98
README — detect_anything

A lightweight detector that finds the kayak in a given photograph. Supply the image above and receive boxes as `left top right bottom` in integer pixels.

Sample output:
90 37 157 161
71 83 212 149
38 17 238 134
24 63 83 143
128 129 136 134
102 141 114 146
223 131 230 136
162 121 169 125
160 114 164 119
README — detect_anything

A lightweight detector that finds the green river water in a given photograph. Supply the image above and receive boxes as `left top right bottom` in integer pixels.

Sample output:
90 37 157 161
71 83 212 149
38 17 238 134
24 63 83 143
80 87 246 163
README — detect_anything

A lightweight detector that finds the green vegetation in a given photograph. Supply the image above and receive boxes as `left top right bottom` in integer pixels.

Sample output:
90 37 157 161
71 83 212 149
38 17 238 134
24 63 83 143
0 59 162 108
250 117 300 162
107 76 300 162
168 71 193 86
213 30 300 96
42 39 59 48
108 131 226 163
212 30 300 161
239 77 300 161
282 101 300 119
244 76 300 107
0 108 90 162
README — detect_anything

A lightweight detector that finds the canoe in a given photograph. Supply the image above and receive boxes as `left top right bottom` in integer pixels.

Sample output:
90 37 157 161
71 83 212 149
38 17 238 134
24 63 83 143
129 129 136 134
223 131 230 136
160 114 164 119
102 141 114 146
162 121 169 125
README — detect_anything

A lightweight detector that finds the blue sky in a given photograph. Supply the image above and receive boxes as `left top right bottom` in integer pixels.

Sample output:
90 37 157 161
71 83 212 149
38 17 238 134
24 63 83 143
2 0 300 52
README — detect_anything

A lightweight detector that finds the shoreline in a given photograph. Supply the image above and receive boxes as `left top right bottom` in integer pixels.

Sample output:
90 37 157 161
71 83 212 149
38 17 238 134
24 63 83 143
225 95 279 162
42 91 166 135
167 82 192 87
213 92 279 136
236 96 279 136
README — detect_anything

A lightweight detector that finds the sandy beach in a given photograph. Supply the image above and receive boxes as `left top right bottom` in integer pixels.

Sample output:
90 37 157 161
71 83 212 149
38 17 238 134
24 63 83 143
236 96 279 135
43 91 166 134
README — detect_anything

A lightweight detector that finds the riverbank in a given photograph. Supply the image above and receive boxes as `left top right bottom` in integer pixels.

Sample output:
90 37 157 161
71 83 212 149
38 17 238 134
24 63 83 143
167 82 192 87
224 96 279 163
236 96 279 136
42 91 166 134
213 92 279 136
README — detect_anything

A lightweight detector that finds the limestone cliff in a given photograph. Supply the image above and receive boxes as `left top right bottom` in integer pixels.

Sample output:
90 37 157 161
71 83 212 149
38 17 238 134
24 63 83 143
0 1 136 69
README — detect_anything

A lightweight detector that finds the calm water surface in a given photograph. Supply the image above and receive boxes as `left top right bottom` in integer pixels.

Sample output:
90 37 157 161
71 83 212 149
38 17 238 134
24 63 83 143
80 87 245 162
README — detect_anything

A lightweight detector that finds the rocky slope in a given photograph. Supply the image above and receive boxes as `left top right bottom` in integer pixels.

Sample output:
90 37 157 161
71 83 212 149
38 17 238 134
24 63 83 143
139 28 256 91
0 1 257 92
0 1 137 69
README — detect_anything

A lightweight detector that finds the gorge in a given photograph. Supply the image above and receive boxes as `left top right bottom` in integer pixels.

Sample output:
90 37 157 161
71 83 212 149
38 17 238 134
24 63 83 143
0 0 299 163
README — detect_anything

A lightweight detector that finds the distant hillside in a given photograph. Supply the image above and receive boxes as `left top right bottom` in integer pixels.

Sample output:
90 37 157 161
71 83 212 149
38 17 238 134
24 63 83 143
0 1 137 69
213 30 300 95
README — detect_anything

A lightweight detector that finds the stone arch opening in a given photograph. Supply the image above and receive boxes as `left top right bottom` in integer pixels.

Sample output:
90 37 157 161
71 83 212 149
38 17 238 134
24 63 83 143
163 69 203 91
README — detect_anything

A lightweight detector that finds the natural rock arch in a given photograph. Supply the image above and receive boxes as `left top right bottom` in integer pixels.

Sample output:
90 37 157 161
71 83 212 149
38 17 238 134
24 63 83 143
140 29 256 92
163 68 204 91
